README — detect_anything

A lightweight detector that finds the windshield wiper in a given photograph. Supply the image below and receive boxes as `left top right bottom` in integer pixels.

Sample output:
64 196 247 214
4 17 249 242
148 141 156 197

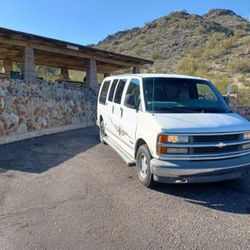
152 107 231 114
153 107 198 113
191 107 230 113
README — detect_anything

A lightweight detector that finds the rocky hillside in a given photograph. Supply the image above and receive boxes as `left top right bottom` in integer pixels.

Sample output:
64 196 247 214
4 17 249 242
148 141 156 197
96 9 250 104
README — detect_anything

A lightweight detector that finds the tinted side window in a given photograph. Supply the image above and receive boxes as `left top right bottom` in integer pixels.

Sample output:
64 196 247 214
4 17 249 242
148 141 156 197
114 79 127 104
99 80 110 104
124 79 140 109
108 79 119 102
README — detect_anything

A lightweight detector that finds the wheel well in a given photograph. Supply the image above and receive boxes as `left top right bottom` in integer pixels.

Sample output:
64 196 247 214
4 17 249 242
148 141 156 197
135 139 146 158
99 116 103 126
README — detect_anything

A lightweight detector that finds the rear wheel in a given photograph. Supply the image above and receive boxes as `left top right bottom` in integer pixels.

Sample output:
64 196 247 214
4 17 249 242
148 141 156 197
99 119 106 144
136 144 155 188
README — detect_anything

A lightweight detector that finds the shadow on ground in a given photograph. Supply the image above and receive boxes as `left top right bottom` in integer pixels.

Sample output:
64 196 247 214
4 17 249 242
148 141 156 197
1 126 250 215
153 177 250 214
0 126 99 174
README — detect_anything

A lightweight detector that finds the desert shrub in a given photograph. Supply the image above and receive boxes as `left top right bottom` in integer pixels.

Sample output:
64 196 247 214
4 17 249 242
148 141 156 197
69 70 85 82
240 76 250 88
133 48 143 56
228 58 250 73
156 17 166 29
237 88 250 105
150 50 161 60
203 33 235 59
206 73 231 95
234 30 246 38
36 66 61 81
176 56 208 76
194 24 206 34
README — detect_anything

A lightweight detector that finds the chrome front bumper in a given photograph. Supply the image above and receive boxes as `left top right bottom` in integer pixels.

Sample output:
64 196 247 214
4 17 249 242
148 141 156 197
150 154 250 183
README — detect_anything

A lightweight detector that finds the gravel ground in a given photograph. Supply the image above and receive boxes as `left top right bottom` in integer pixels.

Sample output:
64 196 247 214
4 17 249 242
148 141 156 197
0 126 249 250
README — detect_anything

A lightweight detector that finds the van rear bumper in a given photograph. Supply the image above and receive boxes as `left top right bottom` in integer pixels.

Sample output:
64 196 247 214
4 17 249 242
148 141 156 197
150 154 250 183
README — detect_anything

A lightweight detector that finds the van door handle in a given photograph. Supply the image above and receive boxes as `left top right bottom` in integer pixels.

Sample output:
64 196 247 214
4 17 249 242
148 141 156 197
112 105 114 114
120 107 123 117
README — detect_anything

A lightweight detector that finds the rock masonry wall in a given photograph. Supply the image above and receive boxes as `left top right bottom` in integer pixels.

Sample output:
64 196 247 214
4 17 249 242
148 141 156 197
0 79 96 139
226 95 250 120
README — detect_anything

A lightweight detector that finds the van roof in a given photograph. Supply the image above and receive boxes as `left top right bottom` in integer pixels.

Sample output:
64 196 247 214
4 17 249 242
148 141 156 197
105 73 207 81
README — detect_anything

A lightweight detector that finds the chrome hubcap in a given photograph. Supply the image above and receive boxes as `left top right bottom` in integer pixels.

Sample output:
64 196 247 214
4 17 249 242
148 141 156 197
139 154 148 179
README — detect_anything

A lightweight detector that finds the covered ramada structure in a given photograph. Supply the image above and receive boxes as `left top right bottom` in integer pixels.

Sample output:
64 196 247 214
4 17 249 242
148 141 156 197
0 27 153 91
0 27 153 144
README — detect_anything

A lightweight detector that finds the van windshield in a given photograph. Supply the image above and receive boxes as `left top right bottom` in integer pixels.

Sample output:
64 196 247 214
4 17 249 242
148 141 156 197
142 77 230 113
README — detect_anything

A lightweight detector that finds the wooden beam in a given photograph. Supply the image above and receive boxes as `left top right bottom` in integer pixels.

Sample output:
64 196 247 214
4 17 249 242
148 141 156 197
0 36 144 68
0 53 120 73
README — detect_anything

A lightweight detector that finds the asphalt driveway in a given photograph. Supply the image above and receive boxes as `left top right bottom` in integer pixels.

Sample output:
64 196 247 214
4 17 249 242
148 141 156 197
0 126 249 249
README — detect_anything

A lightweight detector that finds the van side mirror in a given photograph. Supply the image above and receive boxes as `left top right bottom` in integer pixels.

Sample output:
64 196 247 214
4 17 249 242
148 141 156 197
124 94 137 109
227 84 233 95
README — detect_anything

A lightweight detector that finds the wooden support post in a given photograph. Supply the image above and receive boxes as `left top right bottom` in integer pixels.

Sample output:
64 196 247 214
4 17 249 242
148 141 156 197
132 67 140 74
61 67 69 80
22 47 36 83
3 59 13 74
86 59 98 93
104 73 110 78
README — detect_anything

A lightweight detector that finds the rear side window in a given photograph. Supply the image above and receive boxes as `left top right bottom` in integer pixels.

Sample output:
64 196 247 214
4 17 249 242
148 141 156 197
114 79 127 104
108 79 119 102
99 80 110 104
124 78 140 108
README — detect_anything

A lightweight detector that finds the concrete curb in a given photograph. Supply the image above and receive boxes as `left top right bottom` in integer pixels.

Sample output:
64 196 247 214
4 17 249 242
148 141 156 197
0 123 92 145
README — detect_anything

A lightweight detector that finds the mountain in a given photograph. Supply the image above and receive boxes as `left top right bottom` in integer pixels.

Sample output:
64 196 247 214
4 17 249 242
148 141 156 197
96 9 250 104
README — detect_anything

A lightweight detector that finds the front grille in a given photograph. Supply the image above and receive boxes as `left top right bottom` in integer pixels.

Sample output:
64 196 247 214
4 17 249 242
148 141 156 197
193 145 239 154
158 132 250 160
193 134 241 143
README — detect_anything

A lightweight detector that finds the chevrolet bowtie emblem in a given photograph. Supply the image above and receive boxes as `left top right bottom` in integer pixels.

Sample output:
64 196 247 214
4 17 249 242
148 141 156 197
217 142 226 148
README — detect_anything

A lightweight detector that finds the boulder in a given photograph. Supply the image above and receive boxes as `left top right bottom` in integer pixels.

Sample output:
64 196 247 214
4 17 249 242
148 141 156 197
16 122 28 134
16 104 26 116
3 112 19 131
0 120 5 135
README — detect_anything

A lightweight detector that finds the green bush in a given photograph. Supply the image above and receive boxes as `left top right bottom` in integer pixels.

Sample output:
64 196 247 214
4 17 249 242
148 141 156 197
176 56 208 76
150 50 161 60
203 33 236 59
228 58 250 74
237 88 250 105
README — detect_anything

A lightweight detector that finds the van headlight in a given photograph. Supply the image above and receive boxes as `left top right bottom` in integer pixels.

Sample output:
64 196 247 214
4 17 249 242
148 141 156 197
157 134 189 154
243 132 250 140
157 134 189 144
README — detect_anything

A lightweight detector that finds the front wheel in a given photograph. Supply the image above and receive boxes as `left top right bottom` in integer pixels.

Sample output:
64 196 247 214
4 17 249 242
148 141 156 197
136 144 155 188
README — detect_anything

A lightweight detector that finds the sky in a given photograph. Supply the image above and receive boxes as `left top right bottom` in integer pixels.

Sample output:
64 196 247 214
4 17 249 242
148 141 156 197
0 0 249 45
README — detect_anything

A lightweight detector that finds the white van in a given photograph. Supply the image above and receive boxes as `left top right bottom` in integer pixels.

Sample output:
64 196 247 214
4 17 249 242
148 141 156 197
97 74 250 187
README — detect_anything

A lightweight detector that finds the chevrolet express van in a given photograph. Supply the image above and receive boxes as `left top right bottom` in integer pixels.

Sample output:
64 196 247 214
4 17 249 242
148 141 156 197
97 74 250 187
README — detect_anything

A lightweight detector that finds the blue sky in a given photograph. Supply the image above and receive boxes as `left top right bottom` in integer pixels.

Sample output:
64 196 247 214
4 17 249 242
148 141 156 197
0 0 249 45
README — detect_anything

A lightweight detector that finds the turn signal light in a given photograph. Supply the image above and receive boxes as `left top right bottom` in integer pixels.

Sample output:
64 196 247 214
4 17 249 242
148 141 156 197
157 146 189 154
158 135 168 143
157 146 168 154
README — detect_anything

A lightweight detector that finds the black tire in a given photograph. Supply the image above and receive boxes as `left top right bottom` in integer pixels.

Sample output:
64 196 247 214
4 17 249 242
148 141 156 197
99 119 107 144
136 144 155 188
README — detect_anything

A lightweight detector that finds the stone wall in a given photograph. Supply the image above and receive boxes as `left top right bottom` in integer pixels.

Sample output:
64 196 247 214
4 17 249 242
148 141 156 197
237 106 250 120
226 94 250 120
0 79 96 144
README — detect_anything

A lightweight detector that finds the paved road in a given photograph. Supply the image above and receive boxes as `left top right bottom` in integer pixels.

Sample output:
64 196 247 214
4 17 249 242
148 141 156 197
0 126 249 250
